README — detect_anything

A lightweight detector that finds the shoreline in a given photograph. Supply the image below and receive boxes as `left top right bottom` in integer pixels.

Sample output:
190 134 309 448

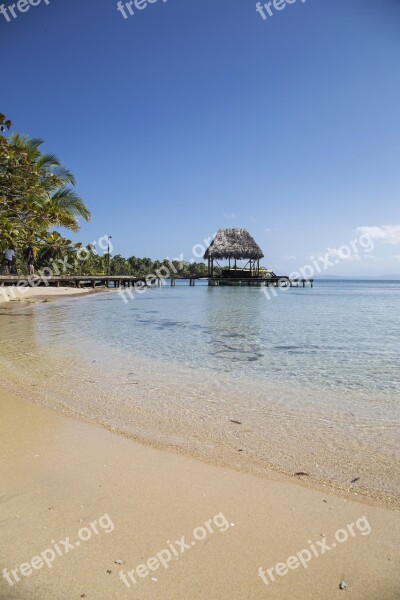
1 372 398 513
1 388 400 599
1 360 398 511
0 293 398 510
0 284 108 304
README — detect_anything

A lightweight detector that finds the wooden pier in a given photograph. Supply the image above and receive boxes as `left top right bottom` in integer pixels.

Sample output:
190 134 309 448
208 276 313 287
0 275 313 289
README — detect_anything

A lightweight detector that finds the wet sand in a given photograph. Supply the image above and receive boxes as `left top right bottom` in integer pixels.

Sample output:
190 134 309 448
0 295 399 510
1 389 399 600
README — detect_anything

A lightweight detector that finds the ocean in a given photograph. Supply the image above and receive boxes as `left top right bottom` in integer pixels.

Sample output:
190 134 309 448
1 280 399 504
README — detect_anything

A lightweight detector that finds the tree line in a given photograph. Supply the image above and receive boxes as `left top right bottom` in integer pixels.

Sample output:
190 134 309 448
1 112 90 270
1 114 211 278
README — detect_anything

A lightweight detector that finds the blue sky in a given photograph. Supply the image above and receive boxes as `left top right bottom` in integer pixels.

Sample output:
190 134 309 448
2 0 400 275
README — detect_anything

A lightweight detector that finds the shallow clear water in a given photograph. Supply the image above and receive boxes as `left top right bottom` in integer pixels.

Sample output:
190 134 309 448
1 280 399 503
57 280 400 395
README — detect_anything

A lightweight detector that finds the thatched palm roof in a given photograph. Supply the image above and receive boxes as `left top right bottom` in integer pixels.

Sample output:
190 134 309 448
203 228 264 260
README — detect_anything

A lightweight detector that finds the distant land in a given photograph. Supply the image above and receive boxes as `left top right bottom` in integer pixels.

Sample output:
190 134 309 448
314 275 400 280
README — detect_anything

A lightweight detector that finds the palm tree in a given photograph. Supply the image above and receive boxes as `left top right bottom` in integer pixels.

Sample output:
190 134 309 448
8 134 91 234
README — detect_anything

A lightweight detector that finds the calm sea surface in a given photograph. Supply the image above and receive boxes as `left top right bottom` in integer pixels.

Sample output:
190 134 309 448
1 280 399 503
76 279 400 394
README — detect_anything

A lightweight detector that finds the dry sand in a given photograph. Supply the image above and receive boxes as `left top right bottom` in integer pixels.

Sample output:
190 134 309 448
1 389 399 600
0 285 99 304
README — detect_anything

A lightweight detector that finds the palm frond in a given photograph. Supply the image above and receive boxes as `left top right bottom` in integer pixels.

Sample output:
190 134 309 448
48 165 76 185
50 187 91 222
36 153 61 169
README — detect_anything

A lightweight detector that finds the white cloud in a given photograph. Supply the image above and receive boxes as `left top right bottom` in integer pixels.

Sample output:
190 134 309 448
324 248 361 262
223 212 236 220
282 255 297 260
363 254 379 262
356 225 400 245
393 255 400 262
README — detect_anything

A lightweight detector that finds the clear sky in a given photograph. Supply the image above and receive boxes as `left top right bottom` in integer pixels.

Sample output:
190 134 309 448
2 0 400 275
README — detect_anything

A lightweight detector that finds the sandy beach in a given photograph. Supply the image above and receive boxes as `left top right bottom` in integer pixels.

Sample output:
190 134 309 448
3 1 400 598
0 285 99 304
1 388 399 600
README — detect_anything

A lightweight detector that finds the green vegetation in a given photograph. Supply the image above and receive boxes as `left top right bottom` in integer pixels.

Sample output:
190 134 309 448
1 115 210 279
33 249 210 278
0 113 90 269
107 256 210 278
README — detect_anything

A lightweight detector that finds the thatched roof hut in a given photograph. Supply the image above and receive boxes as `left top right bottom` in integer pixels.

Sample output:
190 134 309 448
204 228 264 260
204 228 264 280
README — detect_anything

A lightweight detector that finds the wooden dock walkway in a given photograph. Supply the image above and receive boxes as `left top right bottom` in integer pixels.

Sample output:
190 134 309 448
207 276 313 287
0 275 313 289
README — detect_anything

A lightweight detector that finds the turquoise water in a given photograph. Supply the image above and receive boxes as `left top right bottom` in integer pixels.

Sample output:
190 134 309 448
60 280 400 396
